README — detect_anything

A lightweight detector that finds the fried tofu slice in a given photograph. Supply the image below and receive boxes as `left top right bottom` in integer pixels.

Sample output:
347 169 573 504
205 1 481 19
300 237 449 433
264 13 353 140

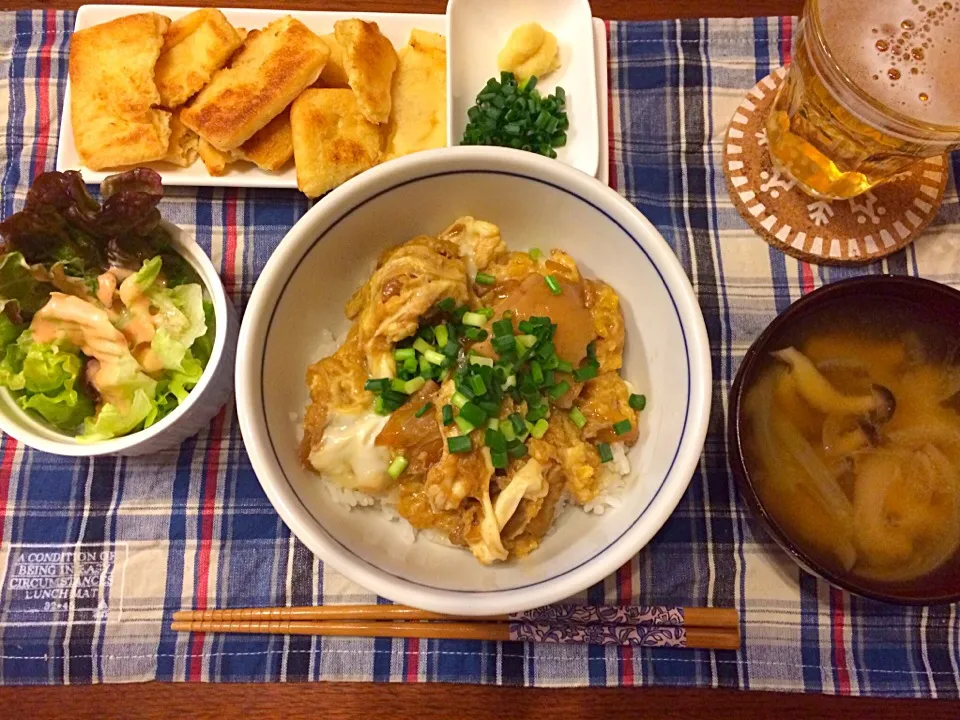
384 29 446 160
69 13 172 170
163 112 199 166
334 20 398 124
197 138 233 176
181 16 329 151
154 9 243 108
319 33 350 88
291 89 382 198
234 107 293 171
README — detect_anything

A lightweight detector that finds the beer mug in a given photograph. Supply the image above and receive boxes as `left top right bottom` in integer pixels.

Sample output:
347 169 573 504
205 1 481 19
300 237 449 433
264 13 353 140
766 0 960 200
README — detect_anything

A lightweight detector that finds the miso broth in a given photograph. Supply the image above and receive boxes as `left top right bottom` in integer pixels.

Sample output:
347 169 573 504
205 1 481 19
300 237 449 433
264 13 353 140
742 299 960 591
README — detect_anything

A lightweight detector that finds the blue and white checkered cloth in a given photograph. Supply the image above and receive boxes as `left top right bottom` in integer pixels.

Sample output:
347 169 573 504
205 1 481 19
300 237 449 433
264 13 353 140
1 10 959 695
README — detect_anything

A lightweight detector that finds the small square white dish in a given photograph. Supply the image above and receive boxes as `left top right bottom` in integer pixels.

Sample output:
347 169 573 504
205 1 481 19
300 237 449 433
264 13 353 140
446 0 599 177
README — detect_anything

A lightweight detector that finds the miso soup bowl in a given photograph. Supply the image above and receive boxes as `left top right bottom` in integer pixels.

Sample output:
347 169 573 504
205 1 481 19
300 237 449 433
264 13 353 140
236 146 712 615
729 275 960 606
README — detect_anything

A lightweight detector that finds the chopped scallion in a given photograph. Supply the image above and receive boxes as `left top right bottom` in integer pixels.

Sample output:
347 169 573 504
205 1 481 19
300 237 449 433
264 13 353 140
415 402 433 418
448 435 473 454
387 456 409 479
487 418 500 431
530 418 550 439
451 392 470 409
569 407 587 429
629 393 647 411
442 404 454 425
413 338 435 356
364 378 390 393
436 298 456 312
573 362 599 382
459 402 487 427
424 350 446 366
544 275 562 295
404 377 426 395
613 419 632 436
394 348 416 362
469 355 494 367
529 248 543 261
470 374 487 396
490 450 509 469
462 312 487 327
597 442 614 463
475 272 496 285
549 380 571 399
434 324 450 349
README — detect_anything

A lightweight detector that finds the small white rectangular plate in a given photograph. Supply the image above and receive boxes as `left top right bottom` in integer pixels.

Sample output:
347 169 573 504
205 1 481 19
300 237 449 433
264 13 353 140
57 5 608 188
446 0 599 178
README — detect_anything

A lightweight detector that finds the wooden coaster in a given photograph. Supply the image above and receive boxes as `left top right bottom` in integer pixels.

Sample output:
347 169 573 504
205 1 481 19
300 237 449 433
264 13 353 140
724 67 949 265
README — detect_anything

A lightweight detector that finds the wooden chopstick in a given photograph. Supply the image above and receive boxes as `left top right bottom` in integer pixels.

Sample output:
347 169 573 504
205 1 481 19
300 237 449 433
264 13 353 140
170 619 740 651
173 604 739 630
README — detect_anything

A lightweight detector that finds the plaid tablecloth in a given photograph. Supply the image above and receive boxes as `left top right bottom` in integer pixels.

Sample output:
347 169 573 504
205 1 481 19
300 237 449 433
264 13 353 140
1 9 959 695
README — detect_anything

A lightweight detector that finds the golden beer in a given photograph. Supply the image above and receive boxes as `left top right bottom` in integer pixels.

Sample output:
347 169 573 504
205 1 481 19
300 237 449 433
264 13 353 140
766 0 960 200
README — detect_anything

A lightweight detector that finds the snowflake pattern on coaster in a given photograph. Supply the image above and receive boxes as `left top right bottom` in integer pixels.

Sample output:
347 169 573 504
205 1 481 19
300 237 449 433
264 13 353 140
723 67 949 266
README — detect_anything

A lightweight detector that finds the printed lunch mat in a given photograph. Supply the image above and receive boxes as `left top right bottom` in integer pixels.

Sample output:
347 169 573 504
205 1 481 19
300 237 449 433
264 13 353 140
1 10 960 695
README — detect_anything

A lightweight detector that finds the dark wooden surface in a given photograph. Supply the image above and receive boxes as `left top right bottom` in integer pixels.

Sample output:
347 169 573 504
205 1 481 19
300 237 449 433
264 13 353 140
0 0 954 716
0 683 955 719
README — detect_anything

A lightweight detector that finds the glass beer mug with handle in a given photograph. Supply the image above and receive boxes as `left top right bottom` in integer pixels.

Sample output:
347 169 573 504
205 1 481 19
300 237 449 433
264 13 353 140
766 0 960 200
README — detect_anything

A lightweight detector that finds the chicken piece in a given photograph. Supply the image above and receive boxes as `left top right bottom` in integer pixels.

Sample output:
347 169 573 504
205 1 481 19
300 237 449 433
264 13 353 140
503 464 567 557
584 279 625 373
347 236 469 377
397 478 473 545
578 372 640 446
437 217 507 278
300 327 371 464
466 451 508 565
334 19 398 124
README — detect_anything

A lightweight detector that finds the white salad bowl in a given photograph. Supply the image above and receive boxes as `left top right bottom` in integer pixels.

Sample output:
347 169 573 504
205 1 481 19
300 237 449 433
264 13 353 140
0 221 239 457
237 146 711 615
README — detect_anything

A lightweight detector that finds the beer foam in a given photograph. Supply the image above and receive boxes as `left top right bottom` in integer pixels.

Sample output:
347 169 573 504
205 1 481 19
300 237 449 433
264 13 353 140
819 0 960 127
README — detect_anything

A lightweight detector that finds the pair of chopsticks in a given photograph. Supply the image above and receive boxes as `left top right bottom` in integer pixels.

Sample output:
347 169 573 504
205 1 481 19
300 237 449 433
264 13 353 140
172 604 740 651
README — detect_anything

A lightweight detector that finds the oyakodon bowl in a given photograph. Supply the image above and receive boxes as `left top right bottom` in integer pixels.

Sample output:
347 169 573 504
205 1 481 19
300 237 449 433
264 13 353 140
729 276 960 605
0 221 239 457
236 146 711 615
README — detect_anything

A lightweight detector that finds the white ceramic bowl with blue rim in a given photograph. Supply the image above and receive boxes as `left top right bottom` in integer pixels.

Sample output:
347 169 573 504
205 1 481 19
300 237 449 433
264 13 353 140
0 221 238 456
236 146 711 615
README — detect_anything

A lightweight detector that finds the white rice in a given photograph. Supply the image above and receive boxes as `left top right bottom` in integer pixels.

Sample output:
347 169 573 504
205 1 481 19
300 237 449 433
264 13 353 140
317 442 633 542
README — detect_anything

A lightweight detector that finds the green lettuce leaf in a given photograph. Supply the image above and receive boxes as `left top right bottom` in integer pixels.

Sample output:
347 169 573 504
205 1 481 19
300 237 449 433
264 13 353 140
144 349 205 428
0 333 96 432
79 388 154 442
192 300 216 368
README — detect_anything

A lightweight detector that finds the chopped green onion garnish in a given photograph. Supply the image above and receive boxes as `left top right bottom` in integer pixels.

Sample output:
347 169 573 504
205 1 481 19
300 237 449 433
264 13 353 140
442 404 454 425
434 324 450 349
490 449 508 469
613 419 632 436
404 356 418 374
413 338 435 356
387 456 409 479
487 418 500 431
462 312 486 327
448 435 473 454
469 355 494 367
451 392 470 409
509 413 526 435
485 428 507 452
517 319 535 334
394 348 416 362
501 374 517 390
507 442 529 459
544 275 562 295
549 381 571 399
516 334 538 349
492 335 517 354
556 360 573 374
464 327 488 341
477 307 495 319
424 350 446 366
501 421 516 442
420 354 431 374
530 419 550 439
529 248 543 261
470 374 487 396
391 378 408 393
573 363 599 382
569 407 587 429
492 318 513 337
373 395 387 415
530 361 545 386
597 442 614 463
365 378 390 393
629 393 647 411
459 402 487 427
404 377 426 395
436 298 456 312
454 416 475 435
475 272 496 285
415 402 433 418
